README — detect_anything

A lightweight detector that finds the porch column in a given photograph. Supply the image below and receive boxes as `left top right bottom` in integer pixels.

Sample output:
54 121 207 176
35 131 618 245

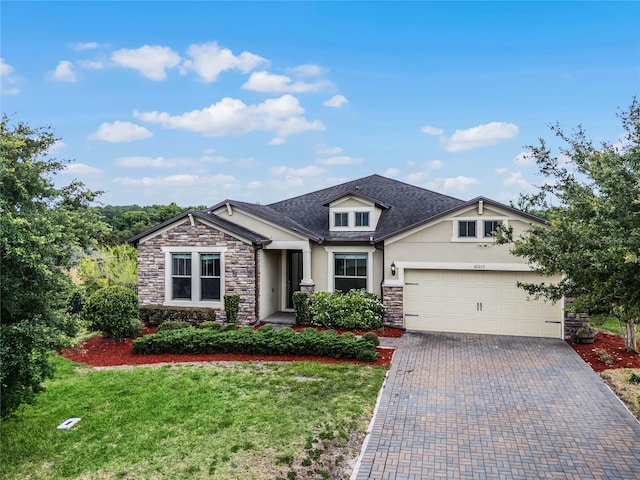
301 247 314 289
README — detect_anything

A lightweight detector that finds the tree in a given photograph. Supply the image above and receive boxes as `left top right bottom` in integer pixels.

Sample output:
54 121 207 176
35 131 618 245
0 116 108 416
77 244 138 296
498 99 640 351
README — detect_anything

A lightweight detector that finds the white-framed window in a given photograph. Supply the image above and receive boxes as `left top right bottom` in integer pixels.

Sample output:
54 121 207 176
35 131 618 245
162 246 227 306
324 246 375 292
334 212 349 227
458 220 477 238
355 211 370 227
334 253 367 292
483 220 502 238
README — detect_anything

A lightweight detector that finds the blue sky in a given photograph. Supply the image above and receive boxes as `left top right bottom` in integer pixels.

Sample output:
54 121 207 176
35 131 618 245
2 1 639 207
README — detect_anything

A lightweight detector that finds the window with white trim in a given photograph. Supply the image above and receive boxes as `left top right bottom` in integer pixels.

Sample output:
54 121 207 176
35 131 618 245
163 247 226 306
458 220 477 238
334 212 349 227
483 220 502 238
334 253 367 292
355 211 370 227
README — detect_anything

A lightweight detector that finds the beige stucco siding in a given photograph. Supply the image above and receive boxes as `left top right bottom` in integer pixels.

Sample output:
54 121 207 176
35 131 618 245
259 249 281 319
214 208 304 241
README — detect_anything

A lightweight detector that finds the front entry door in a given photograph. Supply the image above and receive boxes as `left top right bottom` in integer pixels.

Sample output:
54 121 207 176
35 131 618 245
286 250 303 309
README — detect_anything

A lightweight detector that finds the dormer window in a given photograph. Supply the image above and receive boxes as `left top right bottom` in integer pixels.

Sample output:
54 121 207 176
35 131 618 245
334 212 349 227
355 211 369 227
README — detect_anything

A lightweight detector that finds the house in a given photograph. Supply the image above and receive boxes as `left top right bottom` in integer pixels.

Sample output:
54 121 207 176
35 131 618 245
128 174 565 338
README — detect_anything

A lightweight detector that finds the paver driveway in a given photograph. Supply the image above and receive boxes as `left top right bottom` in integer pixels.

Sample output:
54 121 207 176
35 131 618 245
354 332 640 479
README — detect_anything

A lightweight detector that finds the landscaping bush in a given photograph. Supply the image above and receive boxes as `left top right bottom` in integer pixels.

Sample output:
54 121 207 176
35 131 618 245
199 321 220 330
132 327 378 361
629 372 640 384
361 332 380 347
139 305 217 327
224 293 240 324
83 285 139 343
158 321 193 332
292 291 312 325
309 290 383 330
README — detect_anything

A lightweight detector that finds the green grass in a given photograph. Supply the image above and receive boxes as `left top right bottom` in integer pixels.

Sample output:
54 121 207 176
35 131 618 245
1 356 386 480
590 315 639 337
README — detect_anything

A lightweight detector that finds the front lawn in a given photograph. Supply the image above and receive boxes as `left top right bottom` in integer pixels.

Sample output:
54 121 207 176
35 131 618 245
1 356 386 480
601 368 640 421
590 315 639 337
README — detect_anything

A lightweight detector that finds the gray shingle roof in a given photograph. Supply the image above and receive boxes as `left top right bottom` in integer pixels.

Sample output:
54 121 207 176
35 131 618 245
127 210 271 245
266 174 466 242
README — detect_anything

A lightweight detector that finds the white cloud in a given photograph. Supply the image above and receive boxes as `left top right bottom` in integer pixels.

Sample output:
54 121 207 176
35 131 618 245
317 155 363 166
323 94 348 108
427 159 443 169
242 71 330 93
89 121 153 142
406 172 428 183
111 45 181 80
407 160 416 167
49 140 68 154
1 58 19 95
317 144 343 155
421 125 444 136
116 154 228 168
52 60 76 82
503 171 532 189
268 137 286 145
513 151 536 166
495 167 509 175
270 165 325 177
444 122 519 152
288 64 326 77
383 168 400 178
134 94 324 140
181 42 266 82
427 175 478 192
72 42 103 51
248 180 263 189
62 163 103 177
79 60 104 70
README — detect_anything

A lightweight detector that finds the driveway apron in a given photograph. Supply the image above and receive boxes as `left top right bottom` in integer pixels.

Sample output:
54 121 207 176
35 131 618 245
355 332 640 480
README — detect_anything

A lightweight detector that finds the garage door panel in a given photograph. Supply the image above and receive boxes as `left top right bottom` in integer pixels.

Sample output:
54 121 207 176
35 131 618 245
404 269 562 338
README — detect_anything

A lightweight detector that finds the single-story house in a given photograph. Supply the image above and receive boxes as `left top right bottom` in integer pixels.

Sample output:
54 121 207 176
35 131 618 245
128 174 567 338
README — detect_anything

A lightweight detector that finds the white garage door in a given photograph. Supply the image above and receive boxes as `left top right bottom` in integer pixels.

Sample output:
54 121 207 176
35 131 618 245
404 269 562 338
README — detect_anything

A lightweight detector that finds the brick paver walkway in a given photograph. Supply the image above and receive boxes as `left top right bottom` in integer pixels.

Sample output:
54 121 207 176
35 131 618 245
355 332 640 479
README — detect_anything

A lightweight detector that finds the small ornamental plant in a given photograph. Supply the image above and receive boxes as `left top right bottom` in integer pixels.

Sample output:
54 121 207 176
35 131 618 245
224 293 240 324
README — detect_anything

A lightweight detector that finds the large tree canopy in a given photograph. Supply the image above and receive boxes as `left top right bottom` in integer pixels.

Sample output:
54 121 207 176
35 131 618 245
499 99 640 351
0 116 108 416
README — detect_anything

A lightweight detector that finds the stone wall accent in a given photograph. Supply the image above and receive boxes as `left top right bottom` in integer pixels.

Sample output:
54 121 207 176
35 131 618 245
137 220 257 325
300 283 315 294
382 285 404 328
564 312 590 340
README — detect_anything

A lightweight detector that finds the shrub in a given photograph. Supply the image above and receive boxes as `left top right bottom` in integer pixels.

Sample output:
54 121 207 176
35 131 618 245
220 323 237 332
292 291 312 325
629 372 640 384
139 305 216 327
224 293 240 324
132 326 378 362
361 332 380 347
309 290 383 330
199 321 220 330
129 319 145 338
158 320 193 332
83 285 139 343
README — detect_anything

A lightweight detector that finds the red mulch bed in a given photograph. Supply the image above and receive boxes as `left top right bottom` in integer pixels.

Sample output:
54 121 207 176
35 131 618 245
568 332 640 372
61 329 394 368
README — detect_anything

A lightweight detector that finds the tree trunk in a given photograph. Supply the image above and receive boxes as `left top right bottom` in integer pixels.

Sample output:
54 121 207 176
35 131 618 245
625 318 638 352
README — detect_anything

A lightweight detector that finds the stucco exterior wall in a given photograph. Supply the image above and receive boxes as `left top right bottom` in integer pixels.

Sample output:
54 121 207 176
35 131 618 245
213 208 304 241
137 220 257 325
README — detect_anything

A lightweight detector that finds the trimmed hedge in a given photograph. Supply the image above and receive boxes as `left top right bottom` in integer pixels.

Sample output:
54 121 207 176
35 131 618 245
139 305 217 327
292 291 312 326
224 293 240 324
132 325 378 362
83 286 139 343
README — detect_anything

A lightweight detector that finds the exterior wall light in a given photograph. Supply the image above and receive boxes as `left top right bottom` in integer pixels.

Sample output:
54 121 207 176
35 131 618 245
391 261 396 276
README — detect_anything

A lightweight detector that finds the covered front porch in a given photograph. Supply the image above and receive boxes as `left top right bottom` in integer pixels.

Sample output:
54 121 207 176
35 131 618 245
258 241 313 321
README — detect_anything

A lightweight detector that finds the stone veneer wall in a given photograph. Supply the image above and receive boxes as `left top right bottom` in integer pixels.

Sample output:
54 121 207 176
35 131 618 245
382 285 404 328
137 220 257 325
